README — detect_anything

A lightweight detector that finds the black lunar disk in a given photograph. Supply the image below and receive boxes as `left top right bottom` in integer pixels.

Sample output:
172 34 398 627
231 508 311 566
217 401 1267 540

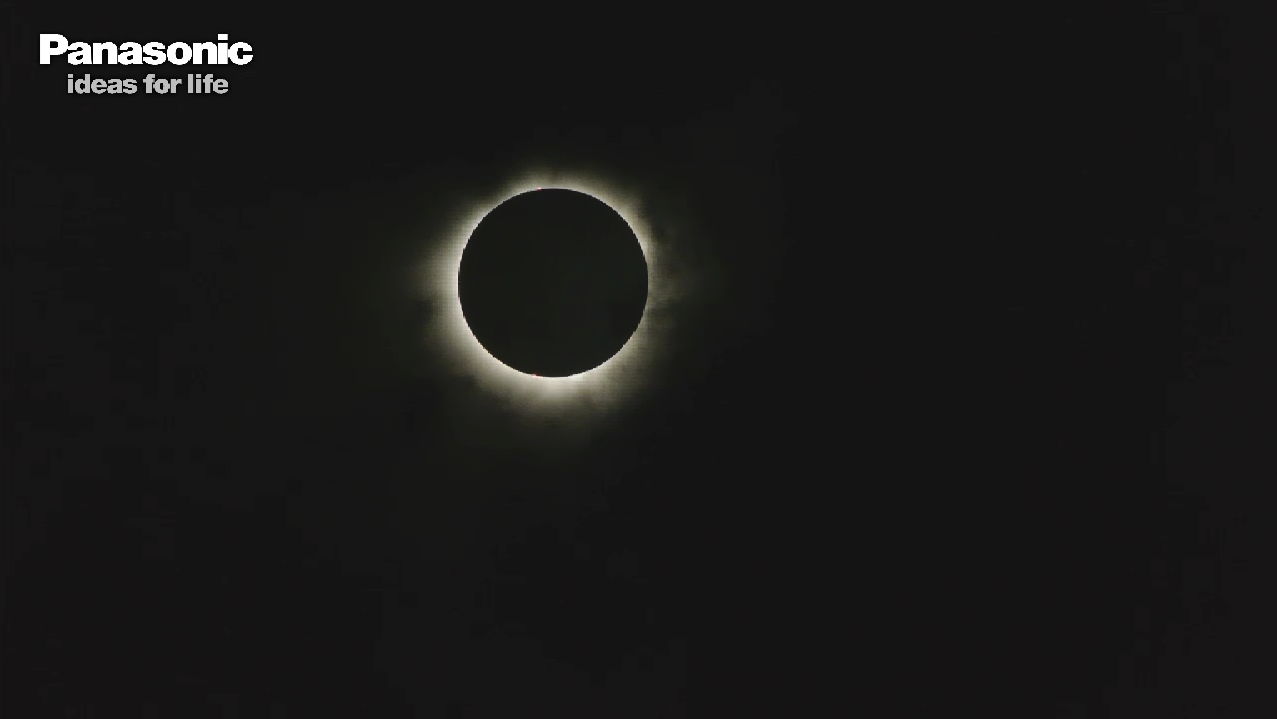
458 189 649 377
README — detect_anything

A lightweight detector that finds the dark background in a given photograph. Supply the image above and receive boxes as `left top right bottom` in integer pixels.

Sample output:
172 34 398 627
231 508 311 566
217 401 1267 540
2 3 1272 717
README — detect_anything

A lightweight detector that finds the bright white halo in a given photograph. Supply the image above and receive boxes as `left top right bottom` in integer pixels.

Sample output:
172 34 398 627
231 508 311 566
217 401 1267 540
421 169 670 413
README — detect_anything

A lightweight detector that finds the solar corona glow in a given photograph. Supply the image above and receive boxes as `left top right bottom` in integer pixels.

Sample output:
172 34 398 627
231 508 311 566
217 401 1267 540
424 171 670 412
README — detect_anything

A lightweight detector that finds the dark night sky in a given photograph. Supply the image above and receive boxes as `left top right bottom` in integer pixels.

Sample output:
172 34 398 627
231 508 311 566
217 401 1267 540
2 4 1273 717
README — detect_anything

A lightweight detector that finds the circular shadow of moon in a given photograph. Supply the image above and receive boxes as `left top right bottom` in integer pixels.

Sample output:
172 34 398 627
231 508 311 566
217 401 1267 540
458 189 649 377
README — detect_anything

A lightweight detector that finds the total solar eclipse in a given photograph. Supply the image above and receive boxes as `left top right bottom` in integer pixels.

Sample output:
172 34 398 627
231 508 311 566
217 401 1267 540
457 189 649 377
